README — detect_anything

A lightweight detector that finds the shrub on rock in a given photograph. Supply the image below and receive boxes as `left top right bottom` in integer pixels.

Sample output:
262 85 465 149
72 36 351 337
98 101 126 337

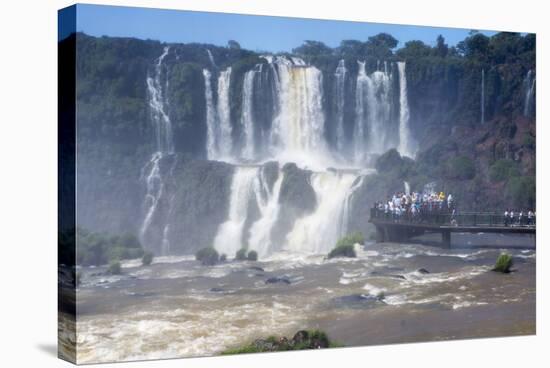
328 244 356 259
236 248 248 261
492 253 513 273
142 251 154 266
108 260 121 275
247 250 258 261
195 247 219 266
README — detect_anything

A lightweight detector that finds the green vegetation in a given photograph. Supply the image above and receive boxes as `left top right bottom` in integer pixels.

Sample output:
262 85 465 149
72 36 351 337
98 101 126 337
108 260 122 275
76 228 144 266
220 254 227 262
492 253 513 273
247 250 258 261
337 232 365 247
142 251 154 266
222 329 340 355
328 232 365 259
235 248 258 261
489 159 519 182
444 156 476 180
506 176 536 208
235 248 248 261
195 247 220 266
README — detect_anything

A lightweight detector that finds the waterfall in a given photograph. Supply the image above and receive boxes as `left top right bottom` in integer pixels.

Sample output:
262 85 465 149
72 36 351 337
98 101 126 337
354 61 368 162
140 152 164 241
140 47 175 251
203 67 233 160
285 171 359 254
397 62 413 158
146 46 173 154
404 181 410 196
354 61 393 162
213 166 260 257
268 56 330 168
203 69 219 159
339 175 364 238
334 59 347 151
206 49 217 68
217 67 233 158
248 169 285 257
241 69 257 160
481 69 485 124
524 70 535 117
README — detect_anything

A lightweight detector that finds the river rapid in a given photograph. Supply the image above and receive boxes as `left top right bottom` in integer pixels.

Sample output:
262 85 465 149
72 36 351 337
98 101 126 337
73 234 535 363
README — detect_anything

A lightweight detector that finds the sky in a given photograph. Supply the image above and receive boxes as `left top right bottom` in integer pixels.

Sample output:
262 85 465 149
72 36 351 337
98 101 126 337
63 4 498 52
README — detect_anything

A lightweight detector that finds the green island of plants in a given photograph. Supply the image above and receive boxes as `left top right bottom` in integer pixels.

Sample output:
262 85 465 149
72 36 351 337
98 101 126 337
222 329 341 355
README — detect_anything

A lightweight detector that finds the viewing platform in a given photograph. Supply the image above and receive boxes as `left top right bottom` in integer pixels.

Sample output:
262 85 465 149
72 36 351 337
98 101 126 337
369 208 536 247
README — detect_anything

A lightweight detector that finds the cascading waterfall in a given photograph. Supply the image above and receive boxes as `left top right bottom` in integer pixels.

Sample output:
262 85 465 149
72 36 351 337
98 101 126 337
268 56 329 168
140 152 164 241
217 67 233 158
146 46 173 154
248 169 285 257
285 171 359 254
206 49 217 68
397 62 413 158
241 69 257 159
524 70 535 117
203 67 233 160
334 59 347 152
203 69 219 159
140 47 175 251
339 175 365 239
481 69 485 124
213 166 260 257
354 61 393 162
354 61 368 162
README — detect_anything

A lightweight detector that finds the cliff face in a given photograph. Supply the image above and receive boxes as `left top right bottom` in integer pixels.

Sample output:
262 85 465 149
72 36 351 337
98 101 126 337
67 31 535 254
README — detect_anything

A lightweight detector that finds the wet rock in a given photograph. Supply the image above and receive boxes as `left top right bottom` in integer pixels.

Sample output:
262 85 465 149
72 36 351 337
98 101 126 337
417 268 430 274
330 293 384 309
249 266 264 272
209 287 225 293
265 276 291 285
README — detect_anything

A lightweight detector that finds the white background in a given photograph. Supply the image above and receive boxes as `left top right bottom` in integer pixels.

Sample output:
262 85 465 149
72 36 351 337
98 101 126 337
0 0 547 366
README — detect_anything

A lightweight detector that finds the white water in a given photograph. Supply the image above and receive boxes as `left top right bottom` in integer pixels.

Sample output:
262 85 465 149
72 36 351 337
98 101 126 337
140 47 174 248
206 49 217 68
404 181 410 196
140 153 164 240
285 171 359 254
146 46 173 154
241 69 257 160
217 68 233 158
481 69 485 124
269 56 331 169
213 167 260 257
203 69 218 159
354 61 368 162
524 70 535 117
339 175 365 238
334 59 347 151
248 169 285 257
354 61 393 162
397 62 413 157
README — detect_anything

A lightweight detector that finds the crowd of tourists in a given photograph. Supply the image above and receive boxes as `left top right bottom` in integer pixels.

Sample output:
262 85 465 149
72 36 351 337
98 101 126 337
372 190 536 227
372 191 456 223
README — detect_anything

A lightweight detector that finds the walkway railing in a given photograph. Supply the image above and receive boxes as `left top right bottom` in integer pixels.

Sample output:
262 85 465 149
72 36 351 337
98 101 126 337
370 208 536 228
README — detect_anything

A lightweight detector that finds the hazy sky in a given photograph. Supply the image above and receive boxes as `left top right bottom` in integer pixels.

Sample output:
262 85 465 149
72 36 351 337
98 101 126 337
66 4 497 52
